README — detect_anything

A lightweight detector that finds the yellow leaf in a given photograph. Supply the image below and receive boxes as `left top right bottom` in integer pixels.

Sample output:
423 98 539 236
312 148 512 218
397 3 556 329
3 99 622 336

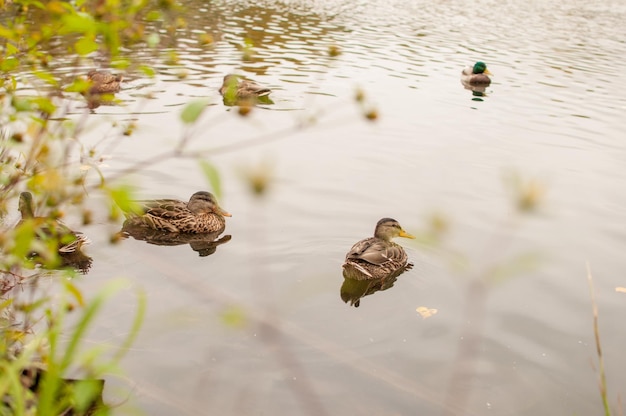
416 306 438 319
616 287 626 293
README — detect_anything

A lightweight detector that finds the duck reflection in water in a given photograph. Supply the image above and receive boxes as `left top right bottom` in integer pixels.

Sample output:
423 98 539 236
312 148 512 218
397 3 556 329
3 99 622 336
341 264 413 307
17 192 93 274
118 191 232 257
119 225 232 257
341 218 415 307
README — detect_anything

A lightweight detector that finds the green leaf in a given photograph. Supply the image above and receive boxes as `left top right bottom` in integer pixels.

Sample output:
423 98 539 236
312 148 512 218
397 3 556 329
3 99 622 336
107 185 141 216
146 32 160 48
65 77 90 93
0 24 15 41
145 10 162 21
65 281 85 307
60 13 96 34
199 160 221 199
74 36 99 56
180 99 209 124
1 56 19 72
71 379 105 413
32 97 57 116
139 65 156 77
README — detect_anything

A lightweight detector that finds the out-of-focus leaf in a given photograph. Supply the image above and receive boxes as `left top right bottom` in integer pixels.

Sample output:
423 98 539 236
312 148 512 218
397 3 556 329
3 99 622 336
17 298 48 314
5 43 19 56
0 25 15 40
147 32 160 48
139 65 156 77
27 170 64 193
65 77 90 94
46 0 69 14
65 281 85 307
71 379 104 413
32 97 57 116
107 185 140 216
75 36 99 55
1 56 19 72
11 97 34 113
180 99 209 124
220 306 246 328
60 14 96 34
13 222 37 259
616 287 626 294
145 10 162 21
199 160 221 200
239 158 274 197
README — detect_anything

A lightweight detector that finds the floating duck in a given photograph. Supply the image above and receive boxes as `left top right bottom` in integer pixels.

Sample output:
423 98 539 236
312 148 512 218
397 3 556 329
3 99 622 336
85 70 123 95
122 191 231 234
18 191 90 254
342 218 415 280
461 61 492 86
219 74 272 104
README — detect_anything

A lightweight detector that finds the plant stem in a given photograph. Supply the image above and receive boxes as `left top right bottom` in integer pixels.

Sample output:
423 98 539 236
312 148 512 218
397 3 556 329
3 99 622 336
586 262 611 416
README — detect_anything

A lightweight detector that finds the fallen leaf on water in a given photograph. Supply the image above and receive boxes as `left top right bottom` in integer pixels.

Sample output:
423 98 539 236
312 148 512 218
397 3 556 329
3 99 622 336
616 287 626 293
416 306 438 319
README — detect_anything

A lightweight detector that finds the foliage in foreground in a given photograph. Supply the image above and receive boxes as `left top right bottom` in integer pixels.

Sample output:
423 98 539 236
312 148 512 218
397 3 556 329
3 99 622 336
0 0 177 413
1 279 145 415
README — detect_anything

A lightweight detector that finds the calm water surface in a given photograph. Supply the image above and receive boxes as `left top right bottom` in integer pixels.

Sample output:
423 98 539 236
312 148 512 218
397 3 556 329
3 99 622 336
32 0 626 414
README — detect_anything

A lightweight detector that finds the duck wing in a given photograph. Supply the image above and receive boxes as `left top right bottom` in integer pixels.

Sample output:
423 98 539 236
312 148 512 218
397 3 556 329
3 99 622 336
123 199 188 232
239 80 271 97
345 237 404 265
136 199 188 219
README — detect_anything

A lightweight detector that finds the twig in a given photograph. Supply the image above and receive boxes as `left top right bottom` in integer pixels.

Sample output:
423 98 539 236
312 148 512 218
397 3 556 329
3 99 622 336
586 262 611 416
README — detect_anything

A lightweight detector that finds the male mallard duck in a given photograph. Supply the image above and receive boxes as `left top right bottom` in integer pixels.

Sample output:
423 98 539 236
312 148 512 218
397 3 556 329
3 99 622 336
219 74 271 101
122 191 231 234
18 192 90 254
461 61 492 86
342 218 415 280
85 70 123 95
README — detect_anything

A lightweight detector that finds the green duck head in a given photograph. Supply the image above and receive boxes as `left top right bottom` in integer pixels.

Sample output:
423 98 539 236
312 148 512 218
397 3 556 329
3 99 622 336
473 61 491 75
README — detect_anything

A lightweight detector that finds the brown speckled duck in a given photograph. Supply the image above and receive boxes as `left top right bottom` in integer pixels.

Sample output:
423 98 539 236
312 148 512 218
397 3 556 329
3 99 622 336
342 218 415 280
461 61 492 86
122 191 231 234
86 70 123 95
219 74 271 101
18 191 90 254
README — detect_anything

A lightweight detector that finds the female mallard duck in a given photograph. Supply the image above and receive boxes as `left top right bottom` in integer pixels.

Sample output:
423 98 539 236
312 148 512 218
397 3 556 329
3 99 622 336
342 218 415 280
122 191 231 234
18 192 90 253
461 61 492 86
219 74 271 101
85 70 123 95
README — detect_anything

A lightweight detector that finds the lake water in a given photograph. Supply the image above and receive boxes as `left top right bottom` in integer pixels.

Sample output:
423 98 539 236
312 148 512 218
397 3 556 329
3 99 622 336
16 0 626 414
